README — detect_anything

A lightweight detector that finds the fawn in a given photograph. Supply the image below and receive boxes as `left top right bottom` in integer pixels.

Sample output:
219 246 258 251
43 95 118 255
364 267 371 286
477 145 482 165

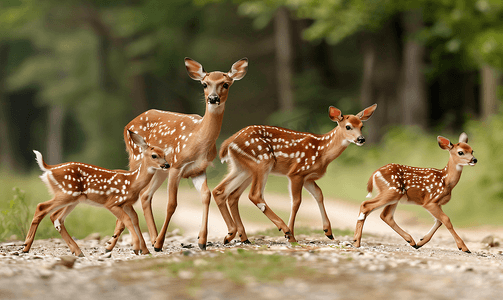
23 131 170 256
353 133 477 252
213 104 377 244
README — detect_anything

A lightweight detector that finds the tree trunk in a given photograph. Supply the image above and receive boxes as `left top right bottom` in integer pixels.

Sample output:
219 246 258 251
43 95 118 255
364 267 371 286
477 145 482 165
0 43 15 171
481 65 500 120
274 6 294 112
46 105 64 165
400 10 427 128
359 18 402 143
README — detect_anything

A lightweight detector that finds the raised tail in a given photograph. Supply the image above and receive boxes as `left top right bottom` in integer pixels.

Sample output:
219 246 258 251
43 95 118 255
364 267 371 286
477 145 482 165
33 150 49 172
366 172 374 198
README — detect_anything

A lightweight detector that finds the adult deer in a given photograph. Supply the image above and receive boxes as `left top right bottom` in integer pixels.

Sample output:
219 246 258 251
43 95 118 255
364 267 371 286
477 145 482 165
212 104 377 244
23 131 170 256
353 133 477 252
106 57 248 252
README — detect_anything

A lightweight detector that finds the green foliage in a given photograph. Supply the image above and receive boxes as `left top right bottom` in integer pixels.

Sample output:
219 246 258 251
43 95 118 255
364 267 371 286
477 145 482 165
0 187 31 241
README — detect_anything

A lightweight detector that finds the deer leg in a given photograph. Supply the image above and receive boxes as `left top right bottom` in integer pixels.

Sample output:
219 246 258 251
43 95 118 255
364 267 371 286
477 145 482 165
50 204 84 257
286 176 304 239
106 219 125 252
108 206 142 255
123 204 149 255
415 219 442 248
423 203 470 253
353 191 401 247
213 167 250 244
304 180 333 240
380 202 417 248
248 171 295 242
23 195 73 253
227 177 252 243
192 173 210 250
153 167 181 251
140 170 168 245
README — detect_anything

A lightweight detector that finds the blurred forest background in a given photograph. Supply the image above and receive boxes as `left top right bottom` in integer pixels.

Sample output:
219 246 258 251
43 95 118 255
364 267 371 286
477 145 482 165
2 0 503 240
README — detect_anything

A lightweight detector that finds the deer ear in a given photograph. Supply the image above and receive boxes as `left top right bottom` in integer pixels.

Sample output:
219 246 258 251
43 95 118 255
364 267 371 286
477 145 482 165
227 58 248 81
356 104 377 121
437 136 453 150
185 57 207 81
328 106 343 122
129 130 148 151
459 132 468 143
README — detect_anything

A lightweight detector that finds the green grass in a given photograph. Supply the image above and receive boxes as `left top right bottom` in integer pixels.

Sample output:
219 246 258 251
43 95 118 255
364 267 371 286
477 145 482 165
146 248 312 284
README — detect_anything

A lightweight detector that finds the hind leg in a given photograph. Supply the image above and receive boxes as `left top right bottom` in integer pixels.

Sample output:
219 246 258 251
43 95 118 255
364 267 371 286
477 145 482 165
353 190 401 247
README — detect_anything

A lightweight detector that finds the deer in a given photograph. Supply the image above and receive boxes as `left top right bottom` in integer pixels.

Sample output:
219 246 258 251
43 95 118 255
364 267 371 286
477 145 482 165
353 132 477 253
23 131 170 257
104 57 248 252
212 104 377 244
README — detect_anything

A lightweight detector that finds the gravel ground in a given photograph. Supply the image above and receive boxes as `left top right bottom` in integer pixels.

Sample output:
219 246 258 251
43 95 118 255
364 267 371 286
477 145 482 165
1 230 503 300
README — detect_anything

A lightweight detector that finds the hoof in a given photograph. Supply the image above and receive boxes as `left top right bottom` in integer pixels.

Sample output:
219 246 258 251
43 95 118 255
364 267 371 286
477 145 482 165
154 247 162 252
224 238 230 245
242 239 251 244
412 244 421 249
198 243 207 251
465 250 471 253
326 234 334 240
105 248 112 253
133 250 139 255
78 253 85 258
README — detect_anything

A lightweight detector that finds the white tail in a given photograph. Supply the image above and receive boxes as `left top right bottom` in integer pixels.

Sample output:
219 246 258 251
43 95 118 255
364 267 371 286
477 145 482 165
353 132 477 252
105 57 248 252
23 131 170 257
213 104 377 244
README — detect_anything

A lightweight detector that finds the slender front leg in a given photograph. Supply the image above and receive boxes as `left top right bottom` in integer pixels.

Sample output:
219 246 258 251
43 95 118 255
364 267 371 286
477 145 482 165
380 203 417 248
192 173 210 250
415 219 442 248
106 219 125 252
123 204 150 254
140 170 169 245
227 177 252 243
303 180 333 239
424 203 470 253
109 206 142 255
154 167 181 251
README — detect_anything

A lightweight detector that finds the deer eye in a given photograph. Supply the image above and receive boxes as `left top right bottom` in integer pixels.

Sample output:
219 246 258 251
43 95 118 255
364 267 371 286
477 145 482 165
345 125 351 130
151 154 158 159
457 151 464 156
223 83 229 89
202 83 207 88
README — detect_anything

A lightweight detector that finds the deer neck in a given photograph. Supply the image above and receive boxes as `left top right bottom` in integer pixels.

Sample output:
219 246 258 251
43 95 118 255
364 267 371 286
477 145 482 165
321 127 349 163
198 103 225 143
128 163 157 193
444 156 463 190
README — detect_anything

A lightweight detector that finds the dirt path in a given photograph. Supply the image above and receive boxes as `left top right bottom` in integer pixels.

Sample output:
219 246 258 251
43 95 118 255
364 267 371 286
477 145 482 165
1 187 503 299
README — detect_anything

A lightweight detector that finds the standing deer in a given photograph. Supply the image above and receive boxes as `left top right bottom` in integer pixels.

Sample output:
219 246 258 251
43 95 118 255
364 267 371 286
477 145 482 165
353 133 477 252
105 57 248 251
24 131 170 256
212 104 377 244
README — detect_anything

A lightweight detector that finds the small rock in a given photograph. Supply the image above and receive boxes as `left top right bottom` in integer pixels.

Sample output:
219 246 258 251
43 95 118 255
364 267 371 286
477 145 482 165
481 235 495 247
56 255 78 269
37 268 54 279
84 233 101 241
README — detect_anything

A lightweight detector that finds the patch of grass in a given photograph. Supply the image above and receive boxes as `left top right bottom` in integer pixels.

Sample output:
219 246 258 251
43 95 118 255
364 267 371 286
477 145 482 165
147 248 313 284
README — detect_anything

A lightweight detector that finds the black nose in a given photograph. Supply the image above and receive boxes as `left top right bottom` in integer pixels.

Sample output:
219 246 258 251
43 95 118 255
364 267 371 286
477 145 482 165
208 95 220 104
472 158 478 164
162 163 170 169
357 136 365 144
